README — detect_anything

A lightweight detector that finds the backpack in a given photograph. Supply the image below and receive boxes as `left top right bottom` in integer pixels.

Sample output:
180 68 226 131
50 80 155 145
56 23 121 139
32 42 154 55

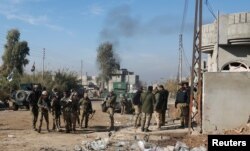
132 91 141 105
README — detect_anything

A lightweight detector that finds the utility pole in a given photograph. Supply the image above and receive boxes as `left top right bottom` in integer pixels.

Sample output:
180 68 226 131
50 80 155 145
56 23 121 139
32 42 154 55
189 0 203 134
42 48 45 80
178 34 183 83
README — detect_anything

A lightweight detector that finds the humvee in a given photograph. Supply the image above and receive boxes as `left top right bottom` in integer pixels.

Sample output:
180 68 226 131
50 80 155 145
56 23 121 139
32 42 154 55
11 83 42 111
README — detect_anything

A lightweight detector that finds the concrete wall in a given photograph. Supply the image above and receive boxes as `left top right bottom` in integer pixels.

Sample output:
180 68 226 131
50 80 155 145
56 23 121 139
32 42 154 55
202 23 217 47
218 45 250 70
202 12 250 48
202 12 250 72
202 72 250 133
228 12 250 40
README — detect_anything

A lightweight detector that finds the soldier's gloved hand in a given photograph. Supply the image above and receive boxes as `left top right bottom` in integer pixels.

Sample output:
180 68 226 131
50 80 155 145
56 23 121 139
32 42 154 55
175 102 178 108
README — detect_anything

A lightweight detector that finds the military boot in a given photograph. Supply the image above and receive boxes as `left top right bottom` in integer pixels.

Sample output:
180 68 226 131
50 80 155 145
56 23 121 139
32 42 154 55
80 118 83 129
38 127 41 133
47 124 50 132
85 118 88 128
52 123 56 130
33 125 37 131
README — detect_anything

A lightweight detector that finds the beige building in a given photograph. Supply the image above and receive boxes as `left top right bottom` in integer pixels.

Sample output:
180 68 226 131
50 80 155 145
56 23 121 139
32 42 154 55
202 12 250 72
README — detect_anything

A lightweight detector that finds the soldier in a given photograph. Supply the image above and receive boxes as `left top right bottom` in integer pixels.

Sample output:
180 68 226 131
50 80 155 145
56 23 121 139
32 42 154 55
159 85 169 126
61 90 72 133
71 92 80 132
106 91 117 131
141 86 155 132
51 92 61 132
37 91 51 133
175 82 190 128
154 86 162 130
120 94 127 115
132 87 143 128
79 94 93 128
70 89 80 127
28 85 41 131
61 91 70 126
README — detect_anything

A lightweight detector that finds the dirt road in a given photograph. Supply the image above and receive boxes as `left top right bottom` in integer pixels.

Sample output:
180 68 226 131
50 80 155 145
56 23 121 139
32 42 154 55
0 101 207 151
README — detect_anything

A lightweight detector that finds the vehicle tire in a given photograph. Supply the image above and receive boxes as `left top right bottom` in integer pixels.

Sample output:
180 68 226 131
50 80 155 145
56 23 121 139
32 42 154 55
13 103 19 111
16 90 27 102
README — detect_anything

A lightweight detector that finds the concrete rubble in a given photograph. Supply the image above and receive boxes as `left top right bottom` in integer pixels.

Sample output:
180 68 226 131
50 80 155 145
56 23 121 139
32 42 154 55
224 123 250 134
81 137 109 151
73 137 207 151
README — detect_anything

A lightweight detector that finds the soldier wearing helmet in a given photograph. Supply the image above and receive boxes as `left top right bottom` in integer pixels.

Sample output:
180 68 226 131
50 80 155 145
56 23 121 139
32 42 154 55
106 90 117 131
37 91 51 133
79 93 93 128
70 92 80 132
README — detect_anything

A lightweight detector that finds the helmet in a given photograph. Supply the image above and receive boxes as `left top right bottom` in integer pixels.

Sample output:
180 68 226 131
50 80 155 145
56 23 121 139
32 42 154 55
42 91 48 96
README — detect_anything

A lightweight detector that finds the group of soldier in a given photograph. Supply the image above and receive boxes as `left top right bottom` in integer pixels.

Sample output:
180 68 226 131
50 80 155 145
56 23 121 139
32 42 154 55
29 86 93 133
128 82 190 132
130 85 169 132
28 81 190 133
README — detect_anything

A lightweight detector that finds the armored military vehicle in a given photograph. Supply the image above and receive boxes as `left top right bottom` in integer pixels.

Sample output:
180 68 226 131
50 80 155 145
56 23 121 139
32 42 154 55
11 83 42 111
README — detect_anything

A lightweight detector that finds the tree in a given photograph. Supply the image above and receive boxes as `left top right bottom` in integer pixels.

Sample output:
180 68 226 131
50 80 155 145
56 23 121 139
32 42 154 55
20 69 80 92
96 42 120 88
53 69 80 92
1 29 30 76
164 79 179 98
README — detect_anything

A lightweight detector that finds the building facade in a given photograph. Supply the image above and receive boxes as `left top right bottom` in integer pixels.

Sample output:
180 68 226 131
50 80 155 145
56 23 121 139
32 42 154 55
202 12 250 72
108 68 139 92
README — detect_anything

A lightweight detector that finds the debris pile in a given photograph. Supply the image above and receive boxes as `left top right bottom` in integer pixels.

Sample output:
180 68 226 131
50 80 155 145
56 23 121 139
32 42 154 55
74 138 207 151
39 147 64 151
224 123 250 134
81 137 109 151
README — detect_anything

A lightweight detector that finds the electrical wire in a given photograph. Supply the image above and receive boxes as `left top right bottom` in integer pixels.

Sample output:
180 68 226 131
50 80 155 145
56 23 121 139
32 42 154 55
178 0 191 77
180 0 189 34
183 48 191 67
182 47 191 74
205 0 217 19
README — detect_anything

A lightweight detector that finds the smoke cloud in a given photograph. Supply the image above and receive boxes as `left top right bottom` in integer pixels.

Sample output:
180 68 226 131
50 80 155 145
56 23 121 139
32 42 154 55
99 4 193 44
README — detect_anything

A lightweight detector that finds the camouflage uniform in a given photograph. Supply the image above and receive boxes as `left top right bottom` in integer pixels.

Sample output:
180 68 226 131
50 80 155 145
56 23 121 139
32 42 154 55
154 90 162 129
79 96 93 128
61 96 72 133
175 84 190 128
71 93 80 132
51 94 61 131
160 87 169 126
132 89 143 128
120 96 127 115
60 91 70 127
37 92 51 133
28 89 41 130
106 92 117 130
141 86 155 132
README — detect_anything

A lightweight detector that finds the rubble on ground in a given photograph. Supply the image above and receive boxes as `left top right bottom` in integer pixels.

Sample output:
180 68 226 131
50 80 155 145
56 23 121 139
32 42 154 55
224 123 250 134
39 147 65 151
73 137 207 151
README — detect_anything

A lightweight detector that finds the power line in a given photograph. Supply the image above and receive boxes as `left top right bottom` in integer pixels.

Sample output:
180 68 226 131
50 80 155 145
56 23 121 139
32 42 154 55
205 0 217 19
183 48 191 68
180 0 189 34
178 0 190 82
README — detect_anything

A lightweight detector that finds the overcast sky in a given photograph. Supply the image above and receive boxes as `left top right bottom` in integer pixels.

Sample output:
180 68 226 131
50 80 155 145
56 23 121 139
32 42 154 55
0 0 249 83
